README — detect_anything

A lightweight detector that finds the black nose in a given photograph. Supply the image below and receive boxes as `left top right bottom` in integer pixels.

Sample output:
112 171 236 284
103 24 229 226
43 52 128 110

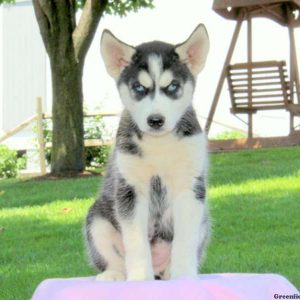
147 114 165 129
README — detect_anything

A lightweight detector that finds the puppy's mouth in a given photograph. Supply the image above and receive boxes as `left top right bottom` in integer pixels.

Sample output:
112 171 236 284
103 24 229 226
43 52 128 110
145 127 172 137
147 128 169 136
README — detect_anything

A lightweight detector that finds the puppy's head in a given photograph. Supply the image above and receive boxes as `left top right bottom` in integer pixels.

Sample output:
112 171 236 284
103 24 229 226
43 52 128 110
101 24 209 136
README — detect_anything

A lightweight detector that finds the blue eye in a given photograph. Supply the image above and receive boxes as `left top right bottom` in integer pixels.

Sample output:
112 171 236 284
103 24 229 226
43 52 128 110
167 81 180 93
132 82 147 94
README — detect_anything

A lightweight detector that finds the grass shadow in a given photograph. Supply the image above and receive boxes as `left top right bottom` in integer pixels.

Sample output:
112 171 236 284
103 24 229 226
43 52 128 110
0 177 102 209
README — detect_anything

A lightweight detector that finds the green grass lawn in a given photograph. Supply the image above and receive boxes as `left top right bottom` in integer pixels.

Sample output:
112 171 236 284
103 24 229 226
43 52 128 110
0 147 300 299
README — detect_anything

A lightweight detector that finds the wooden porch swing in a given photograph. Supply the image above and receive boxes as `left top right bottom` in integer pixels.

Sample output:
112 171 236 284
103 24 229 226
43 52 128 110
205 0 300 139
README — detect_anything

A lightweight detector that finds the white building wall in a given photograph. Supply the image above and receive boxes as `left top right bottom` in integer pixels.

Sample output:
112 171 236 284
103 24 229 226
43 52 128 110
0 5 3 135
0 0 46 134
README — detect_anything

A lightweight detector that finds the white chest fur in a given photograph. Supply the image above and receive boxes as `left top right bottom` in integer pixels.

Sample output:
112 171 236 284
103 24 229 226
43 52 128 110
116 132 207 197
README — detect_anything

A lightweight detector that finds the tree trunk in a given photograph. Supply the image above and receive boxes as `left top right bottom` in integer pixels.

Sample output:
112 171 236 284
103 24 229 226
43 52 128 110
32 0 108 175
50 58 84 174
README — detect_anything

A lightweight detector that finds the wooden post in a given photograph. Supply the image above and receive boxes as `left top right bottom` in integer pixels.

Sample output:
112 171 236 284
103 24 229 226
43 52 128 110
288 10 295 133
205 16 243 133
247 15 253 138
287 7 300 133
36 97 47 175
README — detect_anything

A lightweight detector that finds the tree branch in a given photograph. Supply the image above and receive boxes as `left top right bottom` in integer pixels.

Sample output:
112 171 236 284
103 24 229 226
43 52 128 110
32 0 52 53
38 0 56 28
72 0 108 63
69 0 76 32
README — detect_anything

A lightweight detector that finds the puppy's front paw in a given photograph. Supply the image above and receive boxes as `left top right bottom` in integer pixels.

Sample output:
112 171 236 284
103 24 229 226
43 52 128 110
170 265 197 279
96 270 126 281
127 270 154 281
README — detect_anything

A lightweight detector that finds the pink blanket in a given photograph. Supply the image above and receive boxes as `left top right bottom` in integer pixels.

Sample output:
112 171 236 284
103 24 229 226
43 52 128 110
32 274 299 300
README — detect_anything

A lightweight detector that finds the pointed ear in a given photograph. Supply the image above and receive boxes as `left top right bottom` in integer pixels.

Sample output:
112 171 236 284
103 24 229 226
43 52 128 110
175 24 209 76
101 30 136 79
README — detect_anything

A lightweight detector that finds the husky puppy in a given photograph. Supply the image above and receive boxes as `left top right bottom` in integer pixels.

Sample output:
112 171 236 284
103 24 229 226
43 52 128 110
85 24 210 281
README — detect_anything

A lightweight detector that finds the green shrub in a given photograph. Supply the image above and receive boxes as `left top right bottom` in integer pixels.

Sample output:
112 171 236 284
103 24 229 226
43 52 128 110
84 115 111 167
0 145 19 178
41 119 52 165
212 130 246 140
17 153 27 170
40 114 111 167
85 144 111 167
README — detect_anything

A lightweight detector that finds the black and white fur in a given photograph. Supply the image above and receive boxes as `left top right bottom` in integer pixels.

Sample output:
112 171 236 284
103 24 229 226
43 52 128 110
85 24 210 281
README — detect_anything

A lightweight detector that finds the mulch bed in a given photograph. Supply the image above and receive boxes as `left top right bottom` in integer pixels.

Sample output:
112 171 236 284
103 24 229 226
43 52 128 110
209 132 300 152
27 170 103 181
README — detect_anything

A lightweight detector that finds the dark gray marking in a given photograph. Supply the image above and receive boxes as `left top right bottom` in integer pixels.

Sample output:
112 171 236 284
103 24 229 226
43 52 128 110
116 110 143 156
84 153 122 271
193 176 206 202
197 217 211 263
86 153 121 232
131 80 155 101
202 210 209 226
150 176 167 219
150 221 174 243
134 41 194 84
149 176 174 243
116 176 136 218
118 41 195 102
161 80 181 100
175 107 202 137
87 195 120 232
112 244 123 259
85 220 108 272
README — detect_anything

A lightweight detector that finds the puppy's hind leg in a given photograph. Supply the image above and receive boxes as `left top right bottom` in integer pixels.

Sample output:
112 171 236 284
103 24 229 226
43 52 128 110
86 217 126 281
